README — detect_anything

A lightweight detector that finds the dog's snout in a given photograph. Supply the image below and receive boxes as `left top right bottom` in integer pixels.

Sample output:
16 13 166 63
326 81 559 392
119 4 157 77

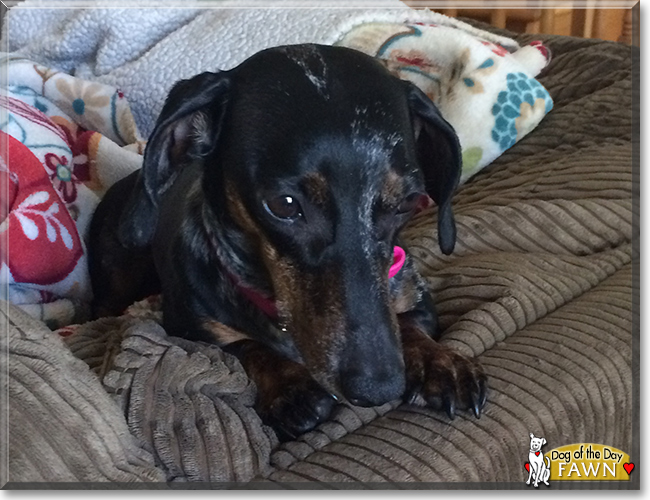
334 263 406 407
341 363 405 407
339 334 405 407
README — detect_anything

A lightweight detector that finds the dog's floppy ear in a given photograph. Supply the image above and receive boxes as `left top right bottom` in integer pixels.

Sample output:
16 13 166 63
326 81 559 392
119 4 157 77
118 71 231 247
405 82 462 255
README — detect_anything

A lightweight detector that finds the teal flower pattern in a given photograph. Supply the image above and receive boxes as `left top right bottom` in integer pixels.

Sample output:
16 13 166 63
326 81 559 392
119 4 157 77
491 72 553 151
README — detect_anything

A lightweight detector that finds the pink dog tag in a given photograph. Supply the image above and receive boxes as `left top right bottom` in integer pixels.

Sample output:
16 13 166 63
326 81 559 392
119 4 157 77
389 246 406 278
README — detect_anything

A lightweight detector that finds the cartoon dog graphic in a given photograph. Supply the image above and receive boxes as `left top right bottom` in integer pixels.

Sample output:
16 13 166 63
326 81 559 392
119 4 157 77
526 433 551 487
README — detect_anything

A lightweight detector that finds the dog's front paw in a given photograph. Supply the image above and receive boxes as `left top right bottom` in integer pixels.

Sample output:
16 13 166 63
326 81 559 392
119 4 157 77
229 340 338 442
257 367 337 442
403 334 487 419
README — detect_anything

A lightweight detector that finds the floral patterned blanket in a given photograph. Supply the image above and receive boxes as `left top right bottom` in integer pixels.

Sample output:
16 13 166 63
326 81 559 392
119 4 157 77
335 21 553 182
0 54 144 328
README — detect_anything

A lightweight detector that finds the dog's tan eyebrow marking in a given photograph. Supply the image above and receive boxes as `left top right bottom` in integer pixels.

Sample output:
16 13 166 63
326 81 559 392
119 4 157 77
302 172 329 205
380 169 405 207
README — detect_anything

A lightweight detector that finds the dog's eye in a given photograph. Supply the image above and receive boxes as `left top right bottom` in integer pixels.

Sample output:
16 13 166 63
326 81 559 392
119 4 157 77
396 193 421 214
264 195 303 220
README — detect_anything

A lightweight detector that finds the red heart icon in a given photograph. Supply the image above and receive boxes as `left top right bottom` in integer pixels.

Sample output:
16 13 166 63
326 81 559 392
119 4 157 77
525 463 530 472
623 463 634 475
535 452 540 456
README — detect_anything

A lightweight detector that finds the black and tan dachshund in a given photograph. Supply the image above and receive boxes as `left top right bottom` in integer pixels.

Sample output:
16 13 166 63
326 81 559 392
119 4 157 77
89 44 487 441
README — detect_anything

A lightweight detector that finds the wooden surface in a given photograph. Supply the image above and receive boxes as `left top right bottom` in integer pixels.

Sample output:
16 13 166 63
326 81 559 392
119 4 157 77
404 3 633 43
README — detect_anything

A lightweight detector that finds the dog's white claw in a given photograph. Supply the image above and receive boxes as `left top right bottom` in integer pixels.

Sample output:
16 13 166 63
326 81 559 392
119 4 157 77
444 394 456 420
470 390 483 418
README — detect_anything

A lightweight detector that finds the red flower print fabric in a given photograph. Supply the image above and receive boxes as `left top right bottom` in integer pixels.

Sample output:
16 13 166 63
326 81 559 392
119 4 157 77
1 56 144 328
1 132 83 285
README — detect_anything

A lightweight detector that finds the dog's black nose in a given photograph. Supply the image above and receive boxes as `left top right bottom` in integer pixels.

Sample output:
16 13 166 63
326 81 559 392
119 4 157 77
340 357 406 407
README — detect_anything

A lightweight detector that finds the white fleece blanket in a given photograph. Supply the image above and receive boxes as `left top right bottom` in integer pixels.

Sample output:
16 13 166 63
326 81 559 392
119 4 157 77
3 0 524 138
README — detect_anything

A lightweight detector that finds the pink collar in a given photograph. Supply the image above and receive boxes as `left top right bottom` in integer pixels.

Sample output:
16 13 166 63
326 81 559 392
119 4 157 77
236 246 406 321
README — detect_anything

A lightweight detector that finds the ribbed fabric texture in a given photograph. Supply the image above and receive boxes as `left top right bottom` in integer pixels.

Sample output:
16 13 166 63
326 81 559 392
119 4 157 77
102 321 278 482
63 303 278 483
4 303 164 483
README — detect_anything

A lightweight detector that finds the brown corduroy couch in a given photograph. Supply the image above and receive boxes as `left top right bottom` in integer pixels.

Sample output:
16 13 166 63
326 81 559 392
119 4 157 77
3 25 638 488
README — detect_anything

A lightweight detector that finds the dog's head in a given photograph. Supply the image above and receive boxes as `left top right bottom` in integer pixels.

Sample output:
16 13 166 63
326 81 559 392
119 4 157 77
120 44 461 406
529 433 547 452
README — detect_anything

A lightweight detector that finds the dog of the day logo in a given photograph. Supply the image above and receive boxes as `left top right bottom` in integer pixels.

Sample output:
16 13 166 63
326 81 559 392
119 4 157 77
524 433 634 486
525 433 551 487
